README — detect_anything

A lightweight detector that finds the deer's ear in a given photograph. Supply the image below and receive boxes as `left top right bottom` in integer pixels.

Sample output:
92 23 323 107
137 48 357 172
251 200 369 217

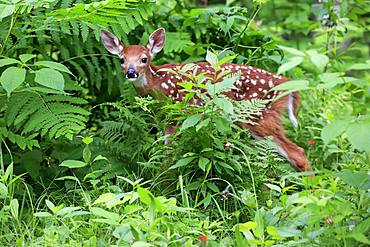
100 30 124 55
146 28 166 55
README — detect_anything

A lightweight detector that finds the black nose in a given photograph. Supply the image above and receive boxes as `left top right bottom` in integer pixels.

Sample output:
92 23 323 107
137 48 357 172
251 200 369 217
126 68 139 79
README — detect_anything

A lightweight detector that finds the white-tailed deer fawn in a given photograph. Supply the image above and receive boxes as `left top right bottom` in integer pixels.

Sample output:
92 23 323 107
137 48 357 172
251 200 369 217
101 28 313 173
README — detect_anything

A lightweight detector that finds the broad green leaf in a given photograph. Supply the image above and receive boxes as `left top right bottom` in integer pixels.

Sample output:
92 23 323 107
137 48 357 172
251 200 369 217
206 50 218 67
0 4 15 19
34 212 52 217
137 187 154 205
34 61 73 74
266 226 281 238
349 233 370 245
347 60 370 71
90 207 120 221
307 50 329 70
180 114 201 131
19 54 36 63
337 171 370 190
278 45 305 56
56 206 81 216
217 54 237 66
93 154 108 162
0 58 19 67
318 73 343 89
321 120 350 145
206 76 237 97
277 57 304 74
215 117 231 133
271 80 309 92
213 98 234 114
196 118 210 132
9 199 19 219
263 183 281 193
169 157 196 169
45 199 55 212
237 221 257 232
34 68 65 91
0 182 7 199
82 136 94 145
60 160 87 168
346 120 370 152
0 67 26 96
93 193 115 205
198 157 210 172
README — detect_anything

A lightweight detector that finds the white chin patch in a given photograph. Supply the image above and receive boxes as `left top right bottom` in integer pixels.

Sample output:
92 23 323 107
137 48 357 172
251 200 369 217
126 77 138 81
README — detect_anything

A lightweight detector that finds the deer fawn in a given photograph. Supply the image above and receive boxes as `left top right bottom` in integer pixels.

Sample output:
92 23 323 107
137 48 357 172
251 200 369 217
101 28 313 173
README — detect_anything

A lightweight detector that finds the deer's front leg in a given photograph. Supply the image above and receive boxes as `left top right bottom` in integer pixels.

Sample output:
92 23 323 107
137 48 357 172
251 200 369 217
164 124 176 145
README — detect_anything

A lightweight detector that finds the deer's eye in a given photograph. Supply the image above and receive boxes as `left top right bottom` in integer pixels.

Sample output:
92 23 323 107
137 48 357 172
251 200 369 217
141 57 148 63
120 58 125 64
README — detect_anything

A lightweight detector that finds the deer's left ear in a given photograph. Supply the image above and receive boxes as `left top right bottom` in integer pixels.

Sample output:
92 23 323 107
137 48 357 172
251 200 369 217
146 28 166 55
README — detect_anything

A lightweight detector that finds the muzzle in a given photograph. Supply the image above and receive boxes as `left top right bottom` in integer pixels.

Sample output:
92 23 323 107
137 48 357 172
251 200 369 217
126 67 139 79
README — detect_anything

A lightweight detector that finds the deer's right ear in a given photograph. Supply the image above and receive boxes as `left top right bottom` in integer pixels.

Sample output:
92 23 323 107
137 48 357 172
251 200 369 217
100 30 124 55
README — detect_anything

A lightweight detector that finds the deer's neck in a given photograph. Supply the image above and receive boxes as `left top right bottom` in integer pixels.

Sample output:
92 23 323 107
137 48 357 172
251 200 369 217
131 64 161 97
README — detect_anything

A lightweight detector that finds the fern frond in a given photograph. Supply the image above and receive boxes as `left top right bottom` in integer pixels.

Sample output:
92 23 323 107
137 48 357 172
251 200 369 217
5 92 89 140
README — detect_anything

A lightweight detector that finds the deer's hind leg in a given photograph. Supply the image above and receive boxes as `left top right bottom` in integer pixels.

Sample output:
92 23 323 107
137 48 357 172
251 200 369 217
243 109 312 172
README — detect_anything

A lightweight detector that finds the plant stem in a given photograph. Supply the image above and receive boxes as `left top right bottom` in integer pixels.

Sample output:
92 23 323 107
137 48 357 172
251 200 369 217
235 4 261 48
0 11 18 56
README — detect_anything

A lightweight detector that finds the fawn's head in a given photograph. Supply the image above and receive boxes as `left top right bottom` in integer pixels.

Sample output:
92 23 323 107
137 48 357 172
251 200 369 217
100 28 165 82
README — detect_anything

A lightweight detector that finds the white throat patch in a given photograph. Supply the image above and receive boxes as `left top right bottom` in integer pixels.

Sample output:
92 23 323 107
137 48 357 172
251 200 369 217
130 74 148 88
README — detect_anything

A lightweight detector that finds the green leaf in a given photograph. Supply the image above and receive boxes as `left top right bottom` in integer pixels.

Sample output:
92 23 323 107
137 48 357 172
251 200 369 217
206 76 237 97
206 50 218 67
180 114 201 131
307 50 329 70
215 117 231 133
0 67 26 96
198 157 210 172
349 233 370 244
213 98 234 115
346 120 370 152
169 157 196 169
237 221 258 232
0 4 15 19
0 58 19 67
347 60 370 70
34 212 53 217
60 160 87 168
196 118 210 132
19 54 36 63
321 120 350 145
34 68 65 91
137 187 154 205
278 45 305 56
10 199 19 220
93 193 115 205
0 182 7 199
90 207 120 221
45 200 55 212
337 171 370 190
277 57 304 74
272 80 309 92
34 61 73 74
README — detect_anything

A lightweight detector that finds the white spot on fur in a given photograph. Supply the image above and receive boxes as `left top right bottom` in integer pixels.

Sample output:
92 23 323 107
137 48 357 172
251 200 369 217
161 83 169 90
251 79 257 85
252 92 258 97
260 79 265 84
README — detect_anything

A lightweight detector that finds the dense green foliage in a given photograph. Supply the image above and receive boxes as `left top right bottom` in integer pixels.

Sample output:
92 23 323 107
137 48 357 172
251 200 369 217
0 0 369 246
